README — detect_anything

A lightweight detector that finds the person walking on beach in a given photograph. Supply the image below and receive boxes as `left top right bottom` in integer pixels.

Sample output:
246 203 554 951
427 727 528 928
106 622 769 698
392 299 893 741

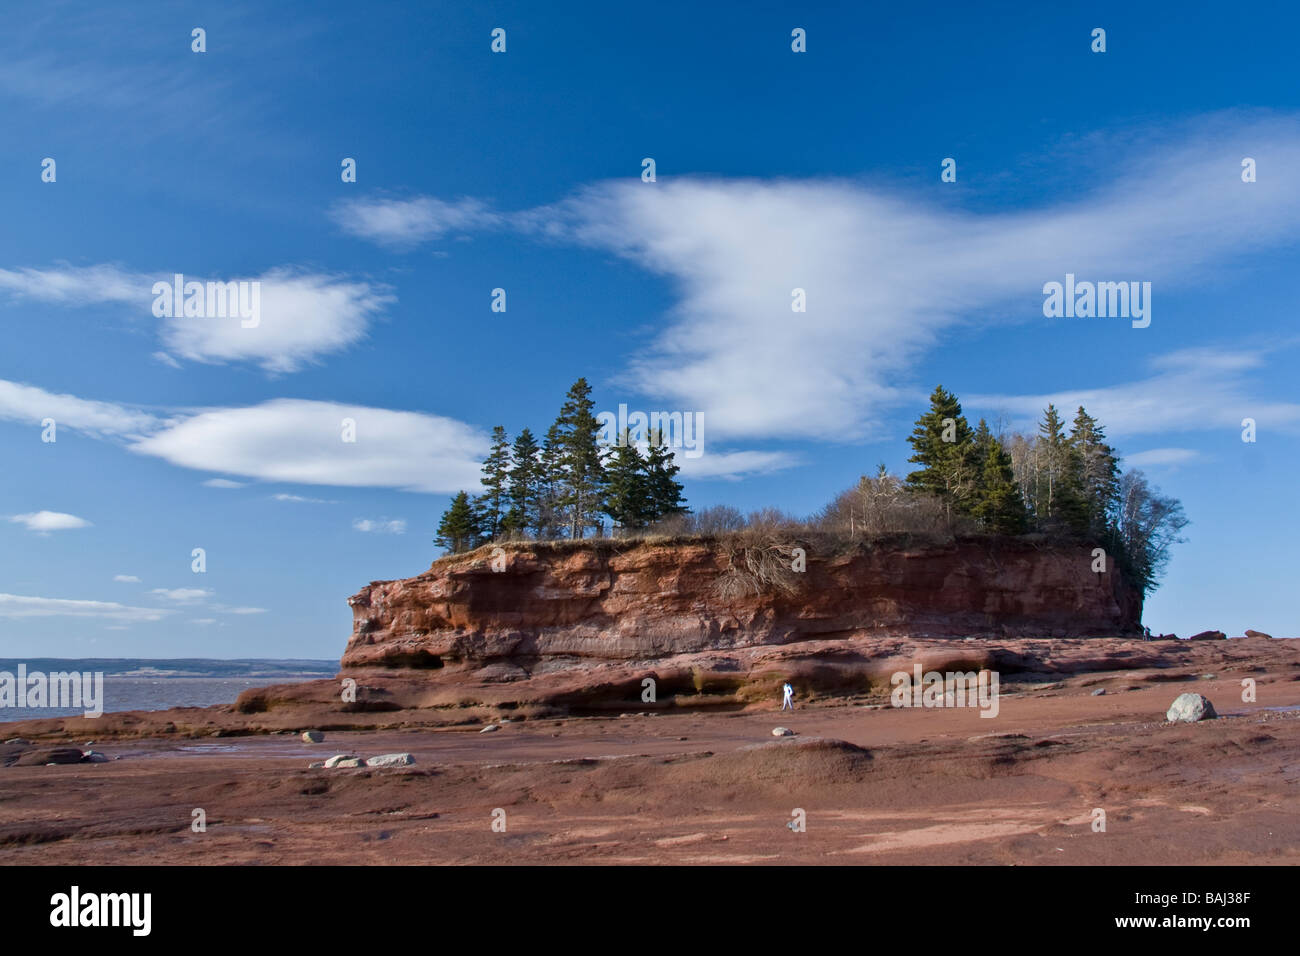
781 682 794 711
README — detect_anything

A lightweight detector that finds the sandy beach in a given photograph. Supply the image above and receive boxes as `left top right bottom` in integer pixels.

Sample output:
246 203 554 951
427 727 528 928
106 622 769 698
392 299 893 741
3 640 1297 865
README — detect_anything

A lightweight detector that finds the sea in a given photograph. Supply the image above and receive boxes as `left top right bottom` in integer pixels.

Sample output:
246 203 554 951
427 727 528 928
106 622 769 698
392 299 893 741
0 659 337 722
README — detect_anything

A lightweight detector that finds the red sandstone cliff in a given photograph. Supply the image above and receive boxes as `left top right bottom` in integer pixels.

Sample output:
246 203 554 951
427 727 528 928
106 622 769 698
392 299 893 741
342 535 1141 680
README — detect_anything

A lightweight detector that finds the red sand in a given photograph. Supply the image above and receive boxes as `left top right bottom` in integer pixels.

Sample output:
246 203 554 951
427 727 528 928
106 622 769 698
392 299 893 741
2 648 1297 865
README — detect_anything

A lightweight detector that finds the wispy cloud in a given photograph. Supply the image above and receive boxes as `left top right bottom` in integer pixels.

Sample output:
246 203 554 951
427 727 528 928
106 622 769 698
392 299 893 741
338 114 1300 444
0 265 392 373
0 381 490 494
353 518 407 534
113 574 141 584
0 593 172 623
330 196 502 247
967 347 1300 437
1123 448 1202 468
149 588 213 604
8 511 92 533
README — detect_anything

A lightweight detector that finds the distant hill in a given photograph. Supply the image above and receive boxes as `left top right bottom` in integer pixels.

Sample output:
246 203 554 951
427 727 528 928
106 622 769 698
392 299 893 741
0 659 337 678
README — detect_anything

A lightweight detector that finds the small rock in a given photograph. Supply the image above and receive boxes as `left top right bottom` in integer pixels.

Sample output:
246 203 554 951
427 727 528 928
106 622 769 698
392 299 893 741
1167 693 1217 723
308 761 325 769
480 724 499 734
334 757 366 768
324 754 360 768
1091 688 1106 696
1186 630 1226 641
1200 674 1216 680
1245 629 1273 639
81 751 109 763
365 752 415 768
301 730 325 744
772 727 795 737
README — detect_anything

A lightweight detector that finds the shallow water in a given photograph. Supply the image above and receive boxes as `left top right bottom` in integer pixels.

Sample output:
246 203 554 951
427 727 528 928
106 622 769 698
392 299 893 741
0 675 326 722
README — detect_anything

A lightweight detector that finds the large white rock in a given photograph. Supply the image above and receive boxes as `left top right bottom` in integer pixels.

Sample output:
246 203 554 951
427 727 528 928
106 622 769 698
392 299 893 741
772 727 795 737
324 754 360 768
1166 693 1217 723
365 752 415 768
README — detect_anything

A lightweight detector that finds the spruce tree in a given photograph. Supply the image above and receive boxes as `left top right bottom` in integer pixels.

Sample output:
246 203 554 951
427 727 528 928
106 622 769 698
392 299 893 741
1037 404 1088 535
555 378 606 538
970 419 1028 534
505 427 542 537
1068 406 1120 539
538 422 565 539
474 425 511 541
905 385 978 521
602 429 649 532
435 491 481 554
644 428 688 522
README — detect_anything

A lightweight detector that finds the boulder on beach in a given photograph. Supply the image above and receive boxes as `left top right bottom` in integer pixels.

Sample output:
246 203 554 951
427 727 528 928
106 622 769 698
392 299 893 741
301 730 325 743
479 725 499 734
323 754 359 768
365 753 415 768
1167 693 1217 723
772 727 795 737
1186 630 1226 641
333 757 366 768
1244 629 1273 639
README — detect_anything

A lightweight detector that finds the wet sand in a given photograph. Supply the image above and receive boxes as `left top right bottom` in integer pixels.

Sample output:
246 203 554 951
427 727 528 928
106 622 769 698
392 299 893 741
2 656 1298 865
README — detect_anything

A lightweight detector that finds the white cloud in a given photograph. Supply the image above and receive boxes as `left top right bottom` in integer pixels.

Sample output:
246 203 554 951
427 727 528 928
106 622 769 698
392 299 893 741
0 593 172 623
967 347 1300 437
0 379 160 439
675 450 800 480
0 264 392 373
219 606 268 615
113 574 141 583
353 518 407 534
8 511 92 532
149 587 213 604
159 268 393 373
130 398 487 493
330 196 501 246
1123 448 1201 467
273 493 336 504
0 379 489 495
366 114 1300 443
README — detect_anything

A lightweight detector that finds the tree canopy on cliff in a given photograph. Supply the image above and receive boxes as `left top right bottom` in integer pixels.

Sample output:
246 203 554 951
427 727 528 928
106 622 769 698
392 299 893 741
902 385 1185 596
435 379 691 553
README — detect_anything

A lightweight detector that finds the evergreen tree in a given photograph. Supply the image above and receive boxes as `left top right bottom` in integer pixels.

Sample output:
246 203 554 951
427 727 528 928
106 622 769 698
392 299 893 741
1037 404 1088 535
538 422 565 539
505 427 543 537
970 419 1028 534
555 378 606 538
473 425 511 541
435 491 481 554
1068 406 1121 539
905 385 978 521
644 428 688 522
602 430 649 532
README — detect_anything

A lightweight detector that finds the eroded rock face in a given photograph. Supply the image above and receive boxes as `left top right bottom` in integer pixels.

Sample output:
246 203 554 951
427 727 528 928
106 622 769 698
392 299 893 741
341 536 1141 679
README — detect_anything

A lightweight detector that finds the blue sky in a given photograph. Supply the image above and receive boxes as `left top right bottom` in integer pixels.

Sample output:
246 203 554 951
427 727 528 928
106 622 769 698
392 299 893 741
2 1 1298 657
